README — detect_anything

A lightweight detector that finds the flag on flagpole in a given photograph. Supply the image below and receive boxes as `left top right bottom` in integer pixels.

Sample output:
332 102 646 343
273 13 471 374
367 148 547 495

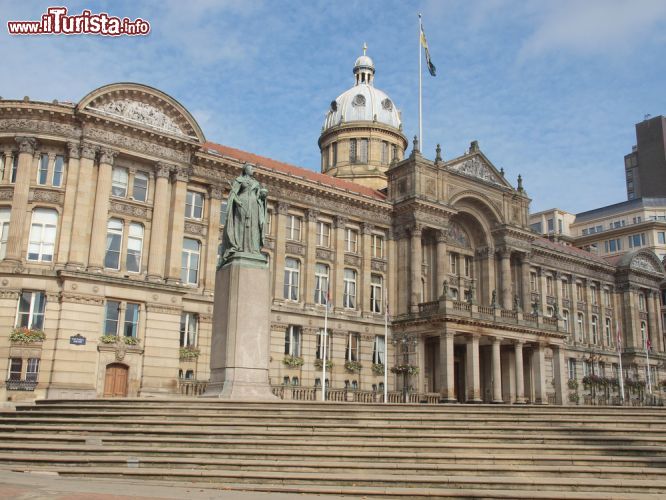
420 21 436 76
646 338 652 351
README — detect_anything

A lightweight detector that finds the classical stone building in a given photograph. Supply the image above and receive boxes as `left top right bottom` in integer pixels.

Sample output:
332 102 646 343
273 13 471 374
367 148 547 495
1 52 664 404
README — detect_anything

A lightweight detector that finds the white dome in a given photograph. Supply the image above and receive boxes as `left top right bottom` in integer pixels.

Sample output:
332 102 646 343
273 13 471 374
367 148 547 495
354 55 374 70
323 84 401 131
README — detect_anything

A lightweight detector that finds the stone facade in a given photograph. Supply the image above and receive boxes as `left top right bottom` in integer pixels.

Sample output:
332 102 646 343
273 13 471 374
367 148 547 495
0 77 664 405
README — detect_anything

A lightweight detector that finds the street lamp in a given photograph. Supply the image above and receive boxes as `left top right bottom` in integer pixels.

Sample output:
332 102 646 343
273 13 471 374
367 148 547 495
391 332 419 403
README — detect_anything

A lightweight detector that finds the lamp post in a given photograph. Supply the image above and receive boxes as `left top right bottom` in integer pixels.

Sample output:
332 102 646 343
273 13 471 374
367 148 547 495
392 332 419 403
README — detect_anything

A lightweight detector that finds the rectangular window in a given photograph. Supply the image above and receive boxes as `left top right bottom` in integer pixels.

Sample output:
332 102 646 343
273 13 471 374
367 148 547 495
220 201 228 225
132 172 149 202
52 155 64 187
530 272 538 292
359 139 368 163
370 274 383 313
628 233 645 248
345 228 358 253
638 293 646 311
9 358 22 381
349 139 357 163
577 313 585 341
332 142 338 166
605 318 612 346
561 279 569 299
659 232 666 245
314 263 329 305
123 303 140 337
604 238 621 253
185 190 204 220
111 167 129 197
37 154 49 185
381 141 388 165
546 276 554 296
590 285 598 305
0 155 4 180
391 144 398 161
180 312 198 347
464 256 472 278
126 222 144 273
591 315 598 343
181 238 201 285
317 222 331 247
346 332 360 361
343 268 357 309
286 215 302 241
449 253 458 275
604 289 611 307
371 234 384 259
265 209 272 236
104 218 123 270
104 300 121 335
26 358 40 382
372 335 385 364
284 257 300 301
567 358 576 380
316 329 331 360
547 218 554 232
284 325 301 356
562 310 569 333
0 207 10 260
27 208 57 262
558 219 563 234
576 283 584 302
16 291 46 330
10 155 18 183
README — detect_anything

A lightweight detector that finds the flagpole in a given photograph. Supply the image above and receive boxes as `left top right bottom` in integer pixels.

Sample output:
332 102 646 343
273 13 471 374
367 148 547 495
418 13 423 149
322 289 328 402
617 320 625 403
384 289 388 404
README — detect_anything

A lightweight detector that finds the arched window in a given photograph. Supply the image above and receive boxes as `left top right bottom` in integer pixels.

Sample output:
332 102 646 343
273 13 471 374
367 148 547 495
27 208 58 262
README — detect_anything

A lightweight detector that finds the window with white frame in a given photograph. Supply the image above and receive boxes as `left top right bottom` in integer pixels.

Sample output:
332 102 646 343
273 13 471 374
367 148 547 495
628 233 646 248
343 268 357 309
372 335 385 364
104 218 123 270
561 279 569 299
449 253 458 275
27 208 57 262
359 139 368 163
16 291 46 330
37 154 49 185
315 329 331 360
0 207 9 260
590 285 598 305
371 234 384 259
583 360 591 377
9 358 22 381
283 257 300 301
562 309 569 333
568 358 576 380
219 201 228 225
530 272 538 292
180 312 198 347
286 215 302 241
605 317 612 346
111 167 129 197
314 263 329 305
10 155 17 183
576 283 584 302
316 221 330 247
346 332 360 361
264 209 272 236
638 292 646 311
464 256 473 278
123 303 140 337
104 300 120 335
345 228 358 253
284 325 301 356
185 190 204 220
546 276 554 296
370 274 383 313
577 312 585 341
641 321 647 348
26 357 41 382
0 155 4 180
132 172 149 202
104 300 140 337
604 288 611 307
126 222 144 273
181 238 201 285
591 315 598 343
52 155 64 187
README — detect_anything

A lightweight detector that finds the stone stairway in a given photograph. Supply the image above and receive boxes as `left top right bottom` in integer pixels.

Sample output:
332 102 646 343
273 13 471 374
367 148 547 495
1 400 665 498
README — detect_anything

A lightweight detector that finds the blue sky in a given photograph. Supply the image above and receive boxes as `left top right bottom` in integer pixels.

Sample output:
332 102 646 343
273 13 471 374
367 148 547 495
2 0 665 213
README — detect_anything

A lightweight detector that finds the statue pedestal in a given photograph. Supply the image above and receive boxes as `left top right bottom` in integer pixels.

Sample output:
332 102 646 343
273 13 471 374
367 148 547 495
203 253 276 400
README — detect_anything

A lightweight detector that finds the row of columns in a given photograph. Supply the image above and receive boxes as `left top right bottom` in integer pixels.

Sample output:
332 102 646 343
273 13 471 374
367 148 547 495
438 331 566 405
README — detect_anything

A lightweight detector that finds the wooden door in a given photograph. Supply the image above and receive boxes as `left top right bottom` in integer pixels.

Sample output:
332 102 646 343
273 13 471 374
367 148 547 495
103 363 128 397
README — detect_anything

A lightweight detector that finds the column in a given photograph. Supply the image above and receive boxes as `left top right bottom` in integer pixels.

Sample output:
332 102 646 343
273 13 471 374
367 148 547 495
514 340 526 403
87 148 117 271
491 337 503 403
410 224 423 312
387 228 398 317
332 215 347 311
67 142 97 269
4 137 37 264
520 254 531 312
485 247 496 305
439 330 455 402
551 344 567 405
538 269 547 314
465 334 481 403
56 142 81 266
272 202 289 302
570 275 580 342
436 229 448 297
2 150 13 183
165 166 189 284
653 292 664 352
532 342 547 404
203 185 222 293
303 209 319 307
360 223 373 313
499 248 512 309
146 162 172 281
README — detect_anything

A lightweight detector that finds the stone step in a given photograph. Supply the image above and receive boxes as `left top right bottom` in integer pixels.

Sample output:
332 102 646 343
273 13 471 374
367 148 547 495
2 464 665 494
3 452 666 480
3 441 663 467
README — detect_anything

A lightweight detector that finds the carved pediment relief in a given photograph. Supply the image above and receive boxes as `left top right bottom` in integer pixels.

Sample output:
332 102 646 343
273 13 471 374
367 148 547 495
90 99 185 136
631 255 660 273
447 155 505 187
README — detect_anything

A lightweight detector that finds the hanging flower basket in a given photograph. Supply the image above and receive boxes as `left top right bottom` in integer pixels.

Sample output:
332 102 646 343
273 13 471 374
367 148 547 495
567 378 578 390
344 361 362 373
179 347 200 360
314 359 333 369
282 355 304 368
371 363 385 376
391 364 419 376
10 327 45 343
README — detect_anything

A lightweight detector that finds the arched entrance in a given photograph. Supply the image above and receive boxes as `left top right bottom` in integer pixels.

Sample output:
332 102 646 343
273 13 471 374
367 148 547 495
103 363 129 397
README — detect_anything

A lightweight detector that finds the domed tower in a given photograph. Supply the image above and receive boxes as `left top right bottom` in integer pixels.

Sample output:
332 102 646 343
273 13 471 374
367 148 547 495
318 45 408 190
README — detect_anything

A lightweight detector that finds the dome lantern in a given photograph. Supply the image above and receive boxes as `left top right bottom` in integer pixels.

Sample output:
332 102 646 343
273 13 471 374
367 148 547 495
353 43 375 85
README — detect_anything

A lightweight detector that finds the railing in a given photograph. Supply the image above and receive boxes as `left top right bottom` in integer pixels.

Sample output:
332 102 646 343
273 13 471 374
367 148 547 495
501 309 517 319
177 379 207 396
478 305 494 316
418 300 439 315
452 300 471 312
543 316 558 327
268 386 441 404
5 379 37 391
291 386 317 401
